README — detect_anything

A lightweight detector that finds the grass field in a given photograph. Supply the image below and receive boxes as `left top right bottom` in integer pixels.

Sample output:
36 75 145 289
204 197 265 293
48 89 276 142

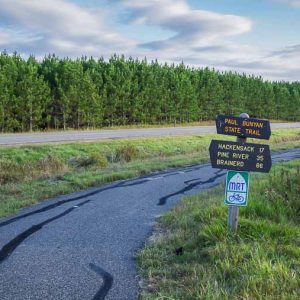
0 128 299 218
137 159 300 299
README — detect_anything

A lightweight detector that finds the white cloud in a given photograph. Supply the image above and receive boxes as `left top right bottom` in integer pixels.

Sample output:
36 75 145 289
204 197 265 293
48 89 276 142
0 0 135 56
276 0 300 7
0 0 298 81
0 30 10 46
122 0 252 50
0 27 42 47
119 0 300 81
203 44 300 81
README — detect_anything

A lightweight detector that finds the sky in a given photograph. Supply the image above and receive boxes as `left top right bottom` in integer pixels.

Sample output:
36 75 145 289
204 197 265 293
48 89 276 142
0 0 299 81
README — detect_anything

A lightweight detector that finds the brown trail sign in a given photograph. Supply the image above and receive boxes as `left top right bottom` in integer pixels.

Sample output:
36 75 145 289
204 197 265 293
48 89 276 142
209 140 272 173
216 115 271 140
210 113 272 232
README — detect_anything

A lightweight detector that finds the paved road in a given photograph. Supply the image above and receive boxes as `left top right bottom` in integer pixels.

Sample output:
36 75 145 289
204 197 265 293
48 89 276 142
0 148 300 300
0 123 300 146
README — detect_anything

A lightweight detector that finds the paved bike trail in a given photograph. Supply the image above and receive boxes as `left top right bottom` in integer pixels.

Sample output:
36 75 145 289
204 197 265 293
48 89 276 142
0 148 299 299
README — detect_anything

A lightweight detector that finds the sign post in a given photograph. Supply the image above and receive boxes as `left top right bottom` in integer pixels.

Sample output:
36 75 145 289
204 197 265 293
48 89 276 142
209 112 272 232
228 113 249 231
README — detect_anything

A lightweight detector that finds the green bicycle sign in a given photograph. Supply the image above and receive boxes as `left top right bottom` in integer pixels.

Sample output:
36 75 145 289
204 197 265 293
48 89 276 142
225 171 249 206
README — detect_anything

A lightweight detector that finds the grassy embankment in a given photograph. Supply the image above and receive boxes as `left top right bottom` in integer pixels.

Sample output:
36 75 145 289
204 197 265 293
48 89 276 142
137 159 300 299
0 128 299 218
3 119 291 133
1 121 213 133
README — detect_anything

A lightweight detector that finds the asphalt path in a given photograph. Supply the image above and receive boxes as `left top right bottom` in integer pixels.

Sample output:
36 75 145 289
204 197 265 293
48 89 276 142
0 148 300 299
0 122 300 146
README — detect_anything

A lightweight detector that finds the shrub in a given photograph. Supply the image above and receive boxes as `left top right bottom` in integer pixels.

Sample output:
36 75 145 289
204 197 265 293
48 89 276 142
0 160 24 184
68 156 94 168
69 154 108 168
0 155 67 184
90 153 108 168
115 145 140 162
36 155 67 178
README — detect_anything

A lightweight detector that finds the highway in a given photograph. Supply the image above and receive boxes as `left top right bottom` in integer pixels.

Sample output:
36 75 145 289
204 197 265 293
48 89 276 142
0 148 300 299
0 122 300 146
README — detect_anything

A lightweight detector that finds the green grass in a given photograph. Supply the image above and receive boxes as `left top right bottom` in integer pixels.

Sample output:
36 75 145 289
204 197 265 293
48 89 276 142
2 119 292 134
137 159 300 299
0 128 300 218
9 120 214 132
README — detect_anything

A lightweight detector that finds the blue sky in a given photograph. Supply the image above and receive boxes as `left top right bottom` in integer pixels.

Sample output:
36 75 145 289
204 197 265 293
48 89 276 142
0 0 299 81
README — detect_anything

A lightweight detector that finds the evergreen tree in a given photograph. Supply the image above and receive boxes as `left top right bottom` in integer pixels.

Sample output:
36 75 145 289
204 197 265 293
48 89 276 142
16 56 50 132
0 51 299 132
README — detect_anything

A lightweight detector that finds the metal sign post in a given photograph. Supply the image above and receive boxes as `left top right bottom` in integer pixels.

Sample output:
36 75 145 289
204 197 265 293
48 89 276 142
228 113 248 231
210 112 272 232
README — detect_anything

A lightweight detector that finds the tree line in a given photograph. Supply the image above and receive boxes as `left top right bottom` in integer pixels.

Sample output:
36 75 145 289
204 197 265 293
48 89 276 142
0 51 299 132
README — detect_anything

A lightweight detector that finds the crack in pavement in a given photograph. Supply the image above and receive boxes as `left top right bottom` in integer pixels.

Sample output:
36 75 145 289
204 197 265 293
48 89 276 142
0 200 90 264
0 165 209 229
158 171 226 206
2 150 300 229
184 169 225 185
89 263 114 300
0 179 151 229
0 148 300 299
272 154 300 162
183 164 210 173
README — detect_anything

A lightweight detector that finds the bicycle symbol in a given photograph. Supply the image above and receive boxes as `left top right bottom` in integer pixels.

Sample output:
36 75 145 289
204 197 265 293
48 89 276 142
228 193 245 203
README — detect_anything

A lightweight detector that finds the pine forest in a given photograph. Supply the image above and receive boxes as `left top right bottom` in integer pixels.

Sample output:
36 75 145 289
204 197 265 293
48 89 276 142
0 52 299 132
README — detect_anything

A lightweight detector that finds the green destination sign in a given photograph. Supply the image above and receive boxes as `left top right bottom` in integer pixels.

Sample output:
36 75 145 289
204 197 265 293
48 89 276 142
225 171 249 206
